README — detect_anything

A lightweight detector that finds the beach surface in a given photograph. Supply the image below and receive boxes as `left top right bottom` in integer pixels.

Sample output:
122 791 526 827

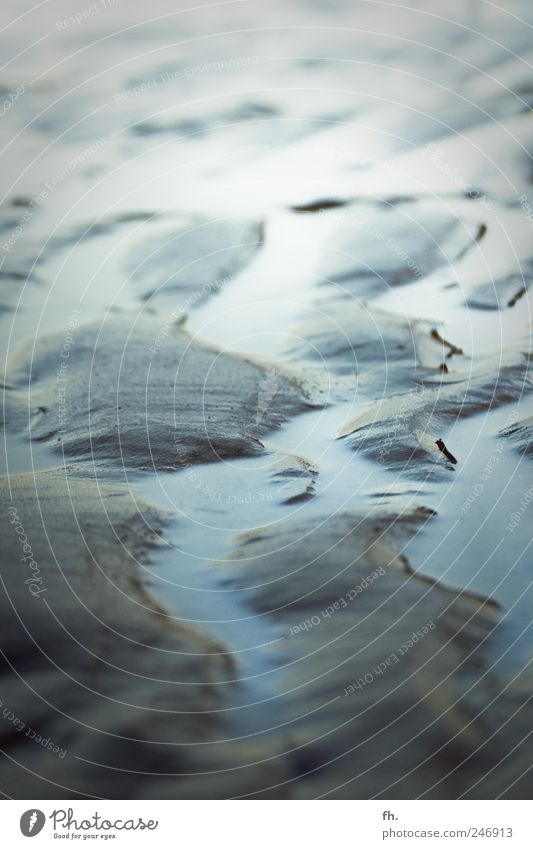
1 0 532 799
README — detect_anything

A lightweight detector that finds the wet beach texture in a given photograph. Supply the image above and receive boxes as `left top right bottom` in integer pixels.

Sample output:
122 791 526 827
1 0 533 799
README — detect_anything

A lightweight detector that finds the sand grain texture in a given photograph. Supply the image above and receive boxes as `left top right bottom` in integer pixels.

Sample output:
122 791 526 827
0 469 287 799
4 314 313 472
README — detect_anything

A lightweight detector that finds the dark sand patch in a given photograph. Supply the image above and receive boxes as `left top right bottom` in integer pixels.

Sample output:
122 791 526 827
4 313 314 472
122 215 263 305
265 449 318 505
499 414 533 457
0 278 25 314
0 468 241 798
413 604 533 798
215 508 503 798
291 199 349 213
282 294 453 392
464 264 533 311
315 200 482 296
338 357 531 480
132 99 280 138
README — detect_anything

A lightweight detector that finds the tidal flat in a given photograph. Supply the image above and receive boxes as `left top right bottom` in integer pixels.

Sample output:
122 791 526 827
1 0 532 799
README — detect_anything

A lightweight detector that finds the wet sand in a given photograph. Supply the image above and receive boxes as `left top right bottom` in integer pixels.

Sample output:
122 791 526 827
1 0 532 799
